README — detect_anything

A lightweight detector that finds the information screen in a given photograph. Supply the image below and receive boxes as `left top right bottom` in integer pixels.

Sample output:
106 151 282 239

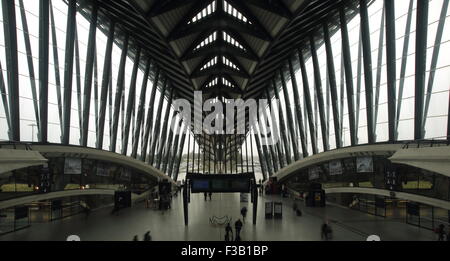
187 173 254 193
191 180 210 190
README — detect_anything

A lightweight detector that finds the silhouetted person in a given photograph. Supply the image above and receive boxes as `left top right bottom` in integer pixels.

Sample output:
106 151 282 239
225 223 233 241
143 231 152 241
133 235 139 241
235 219 243 238
209 192 212 201
241 207 248 222
437 224 446 241
321 222 332 240
204 192 207 201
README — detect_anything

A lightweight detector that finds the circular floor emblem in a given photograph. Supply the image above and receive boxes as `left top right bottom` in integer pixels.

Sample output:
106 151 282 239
366 235 381 241
67 235 81 241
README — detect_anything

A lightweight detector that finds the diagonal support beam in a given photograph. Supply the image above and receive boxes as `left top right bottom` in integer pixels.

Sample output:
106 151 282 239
110 34 129 152
131 59 151 159
97 21 115 150
385 0 397 142
323 23 342 149
81 2 98 147
122 47 142 155
310 35 329 151
62 0 76 145
360 0 375 144
415 0 429 140
38 0 50 143
298 49 318 155
339 5 357 146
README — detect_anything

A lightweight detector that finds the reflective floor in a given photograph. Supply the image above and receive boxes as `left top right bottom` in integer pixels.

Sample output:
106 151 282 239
0 193 436 241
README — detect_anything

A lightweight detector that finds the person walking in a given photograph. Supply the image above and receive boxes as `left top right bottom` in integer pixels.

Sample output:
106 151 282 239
209 192 212 201
240 206 248 222
204 192 208 201
133 235 139 241
447 228 450 241
225 223 233 241
321 222 332 241
235 219 243 238
143 231 152 241
436 224 446 241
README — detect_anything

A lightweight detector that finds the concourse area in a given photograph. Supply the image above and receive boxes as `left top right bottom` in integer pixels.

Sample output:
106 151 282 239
0 193 436 241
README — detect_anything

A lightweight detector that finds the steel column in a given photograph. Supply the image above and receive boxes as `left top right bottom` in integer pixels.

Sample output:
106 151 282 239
110 34 129 152
148 78 168 164
272 80 291 165
310 36 329 151
162 112 178 173
422 0 449 134
49 0 63 138
264 89 280 171
385 0 397 142
97 21 115 149
168 119 183 177
62 0 77 145
415 0 429 140
323 23 342 148
173 124 188 181
122 47 141 155
38 0 50 143
81 2 98 146
141 68 160 161
19 0 40 133
360 0 375 144
131 59 151 159
156 89 174 169
0 62 11 140
2 0 20 141
298 49 318 154
279 69 300 161
395 0 414 139
339 6 357 146
373 7 385 140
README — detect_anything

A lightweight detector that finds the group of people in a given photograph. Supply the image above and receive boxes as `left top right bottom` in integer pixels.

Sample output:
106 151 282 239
133 231 152 241
224 207 248 241
436 224 450 241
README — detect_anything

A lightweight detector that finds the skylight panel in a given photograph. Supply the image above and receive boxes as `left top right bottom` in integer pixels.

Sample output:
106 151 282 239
194 31 217 50
222 56 240 71
200 56 218 71
222 32 245 50
188 1 217 24
222 78 234 88
223 0 251 24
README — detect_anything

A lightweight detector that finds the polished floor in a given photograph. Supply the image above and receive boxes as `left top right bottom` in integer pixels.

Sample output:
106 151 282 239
0 193 437 241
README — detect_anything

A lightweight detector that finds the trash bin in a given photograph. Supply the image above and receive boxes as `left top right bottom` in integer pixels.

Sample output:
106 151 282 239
274 202 282 219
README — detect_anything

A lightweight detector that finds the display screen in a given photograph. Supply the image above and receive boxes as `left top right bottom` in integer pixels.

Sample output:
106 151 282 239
192 180 210 190
211 179 229 190
188 173 254 193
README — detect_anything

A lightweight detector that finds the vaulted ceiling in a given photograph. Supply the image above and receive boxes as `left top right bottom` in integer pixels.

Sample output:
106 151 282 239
75 0 360 157
88 0 359 102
